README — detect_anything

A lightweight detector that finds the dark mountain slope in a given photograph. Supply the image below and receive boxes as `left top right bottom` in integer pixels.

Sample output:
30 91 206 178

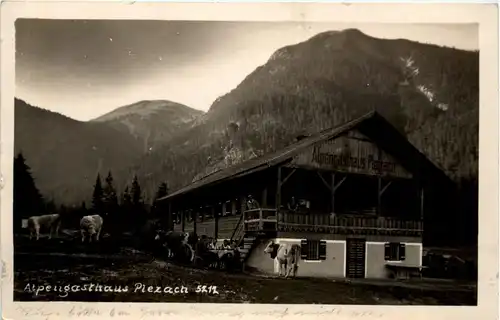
14 98 145 203
130 29 478 197
91 100 204 153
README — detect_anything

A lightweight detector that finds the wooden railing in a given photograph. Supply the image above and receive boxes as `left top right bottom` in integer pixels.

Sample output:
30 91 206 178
230 214 245 246
243 209 423 236
244 208 277 232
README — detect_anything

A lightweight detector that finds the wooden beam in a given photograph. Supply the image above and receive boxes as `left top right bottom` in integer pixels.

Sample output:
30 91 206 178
181 210 185 232
231 200 237 215
280 168 297 188
331 173 335 215
241 196 247 215
167 201 172 231
276 166 282 211
213 206 219 239
420 187 425 220
262 188 268 208
379 181 392 196
377 178 382 216
333 176 347 192
317 172 332 191
193 211 197 234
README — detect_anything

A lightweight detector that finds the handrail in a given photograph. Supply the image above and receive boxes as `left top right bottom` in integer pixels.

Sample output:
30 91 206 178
230 213 245 242
244 208 277 213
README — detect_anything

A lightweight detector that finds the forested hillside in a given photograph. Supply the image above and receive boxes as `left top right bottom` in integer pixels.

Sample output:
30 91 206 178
14 29 478 246
130 29 478 199
91 100 203 153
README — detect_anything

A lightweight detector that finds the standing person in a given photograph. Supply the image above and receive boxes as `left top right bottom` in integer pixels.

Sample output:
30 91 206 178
246 195 260 210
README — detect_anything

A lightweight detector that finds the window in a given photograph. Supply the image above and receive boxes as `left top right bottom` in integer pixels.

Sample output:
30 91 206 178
300 240 327 261
384 242 406 261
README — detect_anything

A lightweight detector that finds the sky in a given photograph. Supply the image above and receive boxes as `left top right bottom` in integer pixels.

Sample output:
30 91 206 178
15 20 478 121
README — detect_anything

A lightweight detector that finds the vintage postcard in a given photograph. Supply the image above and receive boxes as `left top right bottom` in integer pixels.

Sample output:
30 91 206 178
1 2 498 320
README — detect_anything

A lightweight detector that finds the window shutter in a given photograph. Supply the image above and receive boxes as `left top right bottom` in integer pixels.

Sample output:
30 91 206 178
384 243 391 260
301 240 308 259
399 243 406 261
319 240 327 260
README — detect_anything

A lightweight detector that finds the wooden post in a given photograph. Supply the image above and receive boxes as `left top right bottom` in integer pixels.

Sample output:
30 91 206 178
231 200 237 215
420 187 425 220
240 196 246 215
222 201 227 217
377 177 382 216
276 167 282 212
181 210 185 232
167 201 172 231
213 205 219 239
331 173 336 215
259 208 263 230
240 196 247 232
377 178 392 217
262 187 268 208
193 211 198 234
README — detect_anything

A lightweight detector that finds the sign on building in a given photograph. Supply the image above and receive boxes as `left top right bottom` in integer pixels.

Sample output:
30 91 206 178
290 130 413 179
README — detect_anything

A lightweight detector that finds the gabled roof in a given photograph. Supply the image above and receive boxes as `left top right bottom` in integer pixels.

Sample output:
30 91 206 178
159 111 453 202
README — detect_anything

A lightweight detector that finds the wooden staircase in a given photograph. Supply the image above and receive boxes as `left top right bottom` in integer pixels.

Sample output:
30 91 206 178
230 214 258 264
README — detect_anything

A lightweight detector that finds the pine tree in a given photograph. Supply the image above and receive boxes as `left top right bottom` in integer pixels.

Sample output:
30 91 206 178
122 185 132 207
130 175 143 208
91 173 104 213
121 185 133 231
13 152 44 232
81 201 87 211
151 182 169 219
103 171 119 215
130 175 146 230
154 182 169 201
45 198 57 214
80 201 88 217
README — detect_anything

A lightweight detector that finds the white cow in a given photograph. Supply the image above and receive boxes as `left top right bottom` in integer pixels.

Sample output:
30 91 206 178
264 241 301 278
28 214 61 241
80 215 104 243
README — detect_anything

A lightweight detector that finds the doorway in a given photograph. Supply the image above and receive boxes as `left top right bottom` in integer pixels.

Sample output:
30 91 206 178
346 237 366 278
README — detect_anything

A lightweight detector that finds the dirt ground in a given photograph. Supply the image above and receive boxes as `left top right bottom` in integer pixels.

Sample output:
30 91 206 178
13 236 477 305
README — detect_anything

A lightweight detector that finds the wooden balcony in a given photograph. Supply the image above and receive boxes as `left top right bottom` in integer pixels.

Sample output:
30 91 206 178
244 208 278 232
243 209 423 237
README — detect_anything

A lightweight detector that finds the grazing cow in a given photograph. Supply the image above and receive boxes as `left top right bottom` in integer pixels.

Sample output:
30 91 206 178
80 215 104 243
264 241 301 278
218 246 241 271
154 231 195 263
194 236 219 268
138 220 163 251
28 214 62 241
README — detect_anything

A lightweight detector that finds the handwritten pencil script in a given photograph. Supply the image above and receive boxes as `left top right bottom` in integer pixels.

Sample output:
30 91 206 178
15 304 385 320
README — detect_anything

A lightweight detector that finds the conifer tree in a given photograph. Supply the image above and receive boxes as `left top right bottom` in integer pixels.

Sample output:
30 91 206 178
13 152 44 232
80 201 88 217
151 182 169 219
91 173 104 213
130 175 143 208
130 175 146 230
155 182 169 201
103 171 119 215
121 185 133 230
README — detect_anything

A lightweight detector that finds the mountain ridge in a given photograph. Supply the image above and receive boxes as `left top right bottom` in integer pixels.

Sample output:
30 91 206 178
126 29 477 196
14 29 478 207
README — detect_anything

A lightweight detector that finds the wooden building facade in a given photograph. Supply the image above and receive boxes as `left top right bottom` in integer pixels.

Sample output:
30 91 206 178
158 111 454 279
